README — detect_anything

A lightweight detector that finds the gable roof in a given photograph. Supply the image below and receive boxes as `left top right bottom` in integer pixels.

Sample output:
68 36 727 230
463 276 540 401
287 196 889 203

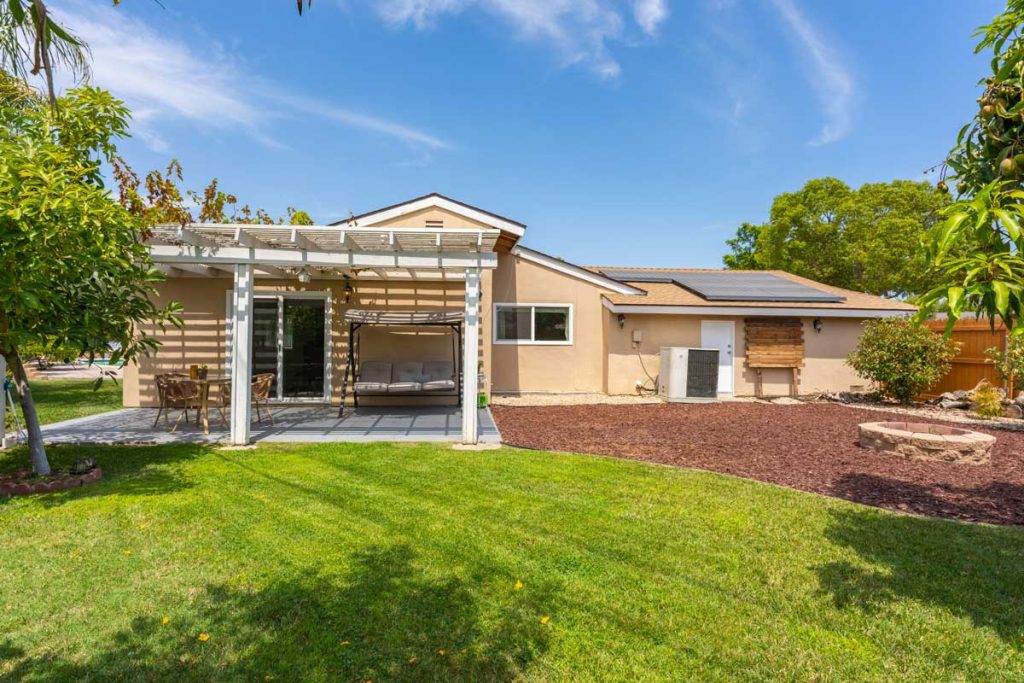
332 192 526 237
594 266 915 313
510 246 646 295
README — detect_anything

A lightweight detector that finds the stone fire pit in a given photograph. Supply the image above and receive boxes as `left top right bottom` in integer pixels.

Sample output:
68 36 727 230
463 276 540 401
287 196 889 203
858 421 995 465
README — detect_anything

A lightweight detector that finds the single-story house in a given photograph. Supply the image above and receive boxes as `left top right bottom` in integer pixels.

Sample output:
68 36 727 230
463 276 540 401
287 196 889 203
125 193 914 443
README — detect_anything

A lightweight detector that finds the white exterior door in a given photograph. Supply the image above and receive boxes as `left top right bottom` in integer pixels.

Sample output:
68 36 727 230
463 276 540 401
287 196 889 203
700 321 735 395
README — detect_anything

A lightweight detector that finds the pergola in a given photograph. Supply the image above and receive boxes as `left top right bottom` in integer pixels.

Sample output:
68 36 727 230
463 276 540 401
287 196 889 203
145 223 500 445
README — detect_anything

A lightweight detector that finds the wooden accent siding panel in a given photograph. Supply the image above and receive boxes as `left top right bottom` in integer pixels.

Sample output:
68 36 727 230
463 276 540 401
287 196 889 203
745 318 805 368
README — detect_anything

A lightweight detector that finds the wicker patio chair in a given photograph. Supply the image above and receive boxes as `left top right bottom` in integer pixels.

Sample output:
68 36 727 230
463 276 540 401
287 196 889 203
164 378 203 433
214 380 231 427
252 373 275 425
215 374 275 426
153 373 187 428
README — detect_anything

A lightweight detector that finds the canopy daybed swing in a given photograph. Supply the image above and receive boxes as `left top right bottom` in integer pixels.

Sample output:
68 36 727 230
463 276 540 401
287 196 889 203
338 309 464 416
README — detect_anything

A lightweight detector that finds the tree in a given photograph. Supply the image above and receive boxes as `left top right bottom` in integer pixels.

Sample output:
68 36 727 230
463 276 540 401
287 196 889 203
112 157 315 229
723 178 947 297
846 318 958 403
0 75 181 475
722 222 761 270
918 1 1024 334
0 0 89 106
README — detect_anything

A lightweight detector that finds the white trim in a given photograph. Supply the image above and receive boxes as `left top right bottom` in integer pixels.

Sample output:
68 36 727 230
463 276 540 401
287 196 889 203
700 320 735 395
510 246 646 295
230 264 254 445
149 244 497 271
342 195 526 237
252 291 332 404
462 268 482 444
601 298 913 318
493 303 574 345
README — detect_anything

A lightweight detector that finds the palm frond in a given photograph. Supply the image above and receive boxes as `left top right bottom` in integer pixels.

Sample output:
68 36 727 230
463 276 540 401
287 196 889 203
0 0 90 106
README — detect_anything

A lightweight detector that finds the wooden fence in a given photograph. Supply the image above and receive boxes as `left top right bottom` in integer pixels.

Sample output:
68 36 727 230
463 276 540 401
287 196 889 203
922 319 1009 398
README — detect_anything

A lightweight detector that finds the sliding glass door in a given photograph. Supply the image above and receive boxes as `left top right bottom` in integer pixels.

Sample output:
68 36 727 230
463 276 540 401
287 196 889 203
250 294 329 401
282 298 326 399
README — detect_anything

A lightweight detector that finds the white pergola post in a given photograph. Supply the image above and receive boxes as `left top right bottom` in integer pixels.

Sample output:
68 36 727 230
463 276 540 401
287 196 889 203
230 264 254 445
461 267 481 444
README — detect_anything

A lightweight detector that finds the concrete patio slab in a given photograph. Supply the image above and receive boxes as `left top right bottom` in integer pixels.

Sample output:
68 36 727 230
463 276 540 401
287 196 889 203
25 406 502 445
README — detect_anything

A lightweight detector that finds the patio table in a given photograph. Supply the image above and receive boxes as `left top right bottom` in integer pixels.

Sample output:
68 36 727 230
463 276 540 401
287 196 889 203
175 375 228 435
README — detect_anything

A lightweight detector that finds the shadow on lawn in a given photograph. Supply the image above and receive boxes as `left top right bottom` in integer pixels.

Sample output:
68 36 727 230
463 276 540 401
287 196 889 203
0 444 211 508
2 544 556 682
816 507 1024 646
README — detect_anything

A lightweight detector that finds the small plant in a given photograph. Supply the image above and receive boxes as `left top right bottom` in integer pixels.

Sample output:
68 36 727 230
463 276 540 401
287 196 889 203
847 318 958 403
971 380 1004 420
985 335 1024 396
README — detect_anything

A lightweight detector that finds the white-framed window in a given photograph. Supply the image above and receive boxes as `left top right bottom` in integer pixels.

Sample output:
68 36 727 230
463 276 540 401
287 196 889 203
493 303 573 345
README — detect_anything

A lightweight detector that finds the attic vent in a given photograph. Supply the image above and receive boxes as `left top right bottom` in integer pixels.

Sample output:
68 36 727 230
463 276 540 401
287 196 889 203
425 219 444 229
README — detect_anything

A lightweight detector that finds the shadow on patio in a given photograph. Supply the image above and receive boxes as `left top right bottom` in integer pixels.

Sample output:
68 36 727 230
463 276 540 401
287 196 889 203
34 406 502 445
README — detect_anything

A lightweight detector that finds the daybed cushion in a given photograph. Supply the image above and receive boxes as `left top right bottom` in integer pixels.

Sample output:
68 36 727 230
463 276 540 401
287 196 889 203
354 381 390 392
421 361 456 391
388 381 422 393
394 362 426 383
356 361 393 393
423 361 454 380
421 379 456 391
360 361 393 383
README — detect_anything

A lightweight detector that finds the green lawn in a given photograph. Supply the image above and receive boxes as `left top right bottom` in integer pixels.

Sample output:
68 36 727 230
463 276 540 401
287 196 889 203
1 442 1022 681
5 378 122 428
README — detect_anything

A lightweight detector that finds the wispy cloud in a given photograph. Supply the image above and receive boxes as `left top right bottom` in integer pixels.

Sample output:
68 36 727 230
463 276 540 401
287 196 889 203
766 0 856 145
632 0 668 35
50 1 447 153
373 0 667 80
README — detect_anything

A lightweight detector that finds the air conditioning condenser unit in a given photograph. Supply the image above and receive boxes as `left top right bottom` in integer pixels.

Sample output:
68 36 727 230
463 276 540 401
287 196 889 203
657 347 720 403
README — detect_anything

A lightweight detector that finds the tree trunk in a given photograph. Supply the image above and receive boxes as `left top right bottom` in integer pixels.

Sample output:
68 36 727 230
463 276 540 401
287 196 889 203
5 348 50 475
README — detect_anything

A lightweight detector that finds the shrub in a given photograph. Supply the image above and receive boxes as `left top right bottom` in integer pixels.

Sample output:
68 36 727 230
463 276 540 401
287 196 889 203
986 335 1024 396
847 318 958 403
971 380 1004 419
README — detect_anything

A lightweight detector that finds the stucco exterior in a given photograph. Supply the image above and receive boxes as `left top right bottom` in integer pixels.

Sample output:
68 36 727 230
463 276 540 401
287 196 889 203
125 277 469 408
604 312 869 397
489 251 610 394
128 194 911 408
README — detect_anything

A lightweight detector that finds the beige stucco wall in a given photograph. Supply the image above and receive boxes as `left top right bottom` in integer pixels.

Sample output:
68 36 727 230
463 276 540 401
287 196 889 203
368 207 493 230
124 278 468 408
127 200 877 404
126 204 510 408
489 252 610 394
605 312 869 397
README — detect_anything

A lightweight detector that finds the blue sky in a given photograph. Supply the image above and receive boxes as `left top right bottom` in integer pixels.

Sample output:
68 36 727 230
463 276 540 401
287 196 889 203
50 0 1000 267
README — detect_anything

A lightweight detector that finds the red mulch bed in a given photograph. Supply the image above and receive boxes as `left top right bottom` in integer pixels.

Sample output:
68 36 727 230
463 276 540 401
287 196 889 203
491 403 1024 526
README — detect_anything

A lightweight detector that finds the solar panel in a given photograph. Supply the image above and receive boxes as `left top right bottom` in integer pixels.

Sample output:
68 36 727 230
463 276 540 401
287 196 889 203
599 270 846 303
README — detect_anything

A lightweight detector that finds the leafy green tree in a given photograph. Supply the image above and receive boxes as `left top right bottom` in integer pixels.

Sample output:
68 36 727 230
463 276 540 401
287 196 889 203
722 222 761 269
724 178 947 297
918 1 1024 334
847 318 958 403
0 75 181 475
